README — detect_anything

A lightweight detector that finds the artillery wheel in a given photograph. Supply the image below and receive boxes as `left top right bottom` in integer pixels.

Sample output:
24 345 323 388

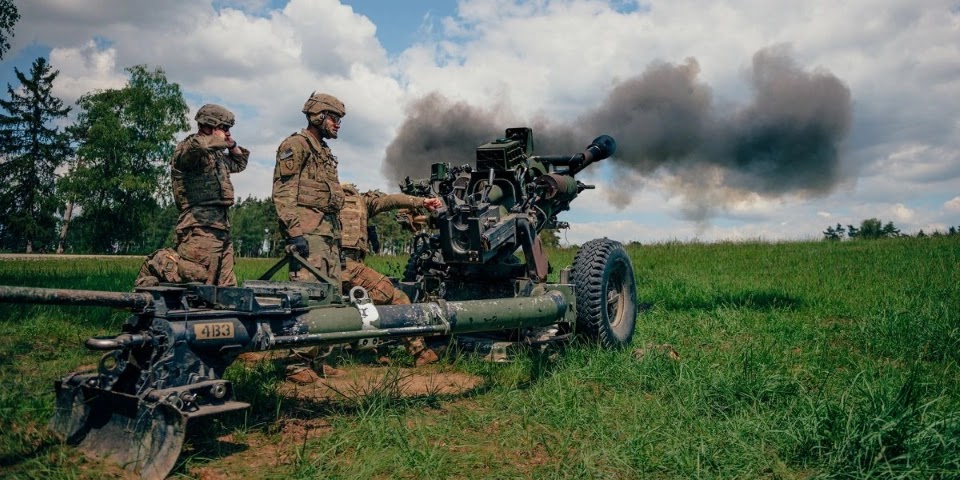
572 238 637 348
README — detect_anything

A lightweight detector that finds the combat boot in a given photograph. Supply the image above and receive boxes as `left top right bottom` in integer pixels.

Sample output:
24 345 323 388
320 363 345 377
285 364 321 384
405 337 439 366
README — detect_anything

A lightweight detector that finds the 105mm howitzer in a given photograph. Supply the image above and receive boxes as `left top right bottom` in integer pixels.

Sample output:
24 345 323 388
0 128 638 479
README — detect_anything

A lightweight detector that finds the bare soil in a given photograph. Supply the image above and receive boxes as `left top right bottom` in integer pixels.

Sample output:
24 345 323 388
178 356 484 478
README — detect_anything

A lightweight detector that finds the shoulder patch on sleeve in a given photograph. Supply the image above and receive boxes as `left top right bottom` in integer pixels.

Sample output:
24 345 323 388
276 142 303 177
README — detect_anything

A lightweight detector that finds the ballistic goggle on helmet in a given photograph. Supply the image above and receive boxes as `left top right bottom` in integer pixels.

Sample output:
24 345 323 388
195 104 235 129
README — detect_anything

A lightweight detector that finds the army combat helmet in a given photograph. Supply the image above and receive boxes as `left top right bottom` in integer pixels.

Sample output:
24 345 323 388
195 104 235 129
303 92 345 138
302 92 345 118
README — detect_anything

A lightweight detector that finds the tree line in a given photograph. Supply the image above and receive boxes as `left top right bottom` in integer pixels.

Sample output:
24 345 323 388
0 54 427 256
823 218 960 241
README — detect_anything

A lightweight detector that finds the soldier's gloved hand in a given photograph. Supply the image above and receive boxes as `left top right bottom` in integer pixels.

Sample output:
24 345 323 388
286 236 309 257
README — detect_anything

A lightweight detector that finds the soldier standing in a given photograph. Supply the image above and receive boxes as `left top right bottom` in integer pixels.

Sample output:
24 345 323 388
340 184 442 365
272 92 348 383
134 104 248 287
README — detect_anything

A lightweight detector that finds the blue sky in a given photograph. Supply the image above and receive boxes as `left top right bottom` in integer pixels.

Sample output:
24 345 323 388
2 0 959 244
343 1 457 55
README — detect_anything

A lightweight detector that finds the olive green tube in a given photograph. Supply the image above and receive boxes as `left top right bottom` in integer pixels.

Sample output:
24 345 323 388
273 290 568 347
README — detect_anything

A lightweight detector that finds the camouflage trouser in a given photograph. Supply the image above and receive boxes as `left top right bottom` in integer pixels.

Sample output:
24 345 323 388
341 257 409 305
134 248 182 287
289 213 341 287
287 213 341 369
176 227 236 286
134 228 236 287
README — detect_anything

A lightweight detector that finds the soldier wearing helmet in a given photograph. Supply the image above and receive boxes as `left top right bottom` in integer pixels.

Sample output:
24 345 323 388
272 92 347 285
134 104 249 287
272 92 349 383
340 184 443 365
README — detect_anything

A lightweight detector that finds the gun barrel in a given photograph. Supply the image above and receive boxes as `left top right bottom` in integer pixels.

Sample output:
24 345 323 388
280 290 570 347
0 285 153 310
572 134 617 175
535 135 617 175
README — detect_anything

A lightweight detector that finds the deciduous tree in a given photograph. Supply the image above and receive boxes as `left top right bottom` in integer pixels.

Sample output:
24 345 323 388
232 196 278 257
858 218 884 239
540 229 561 248
59 65 188 253
0 0 19 60
369 209 414 255
0 57 72 252
881 221 901 238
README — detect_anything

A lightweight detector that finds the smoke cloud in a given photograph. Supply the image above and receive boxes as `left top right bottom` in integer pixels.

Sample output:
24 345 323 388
381 92 512 184
382 46 852 220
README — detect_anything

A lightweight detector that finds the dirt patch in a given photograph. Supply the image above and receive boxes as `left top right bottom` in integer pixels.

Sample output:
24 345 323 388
235 350 289 365
279 364 484 401
236 350 484 400
180 364 483 478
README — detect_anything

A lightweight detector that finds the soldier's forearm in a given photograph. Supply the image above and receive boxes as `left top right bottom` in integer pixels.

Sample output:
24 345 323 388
177 136 234 170
226 147 250 173
369 194 425 216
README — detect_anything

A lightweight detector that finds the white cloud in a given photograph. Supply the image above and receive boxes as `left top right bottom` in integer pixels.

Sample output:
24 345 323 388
49 41 126 103
945 196 960 212
5 0 960 243
889 203 916 223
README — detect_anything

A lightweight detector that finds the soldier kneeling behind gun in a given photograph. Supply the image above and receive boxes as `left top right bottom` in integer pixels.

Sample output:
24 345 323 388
339 183 443 365
283 184 443 385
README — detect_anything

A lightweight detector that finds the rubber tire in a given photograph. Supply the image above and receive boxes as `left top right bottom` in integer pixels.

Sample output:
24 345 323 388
572 238 637 348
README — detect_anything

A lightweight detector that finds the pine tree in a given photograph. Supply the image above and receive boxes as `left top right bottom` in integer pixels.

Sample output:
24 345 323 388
0 57 72 252
881 221 901 238
823 225 839 241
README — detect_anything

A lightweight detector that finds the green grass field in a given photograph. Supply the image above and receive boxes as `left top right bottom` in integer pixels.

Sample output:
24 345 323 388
1 237 958 479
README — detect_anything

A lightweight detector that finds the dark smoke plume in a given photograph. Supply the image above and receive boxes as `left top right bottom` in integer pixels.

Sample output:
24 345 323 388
382 45 852 220
382 92 509 183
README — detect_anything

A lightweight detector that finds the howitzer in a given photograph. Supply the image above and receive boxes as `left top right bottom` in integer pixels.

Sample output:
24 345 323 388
0 129 638 479
394 128 635 361
401 128 619 286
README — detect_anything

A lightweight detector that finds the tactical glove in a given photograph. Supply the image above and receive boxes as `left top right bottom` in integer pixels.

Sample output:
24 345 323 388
286 236 309 257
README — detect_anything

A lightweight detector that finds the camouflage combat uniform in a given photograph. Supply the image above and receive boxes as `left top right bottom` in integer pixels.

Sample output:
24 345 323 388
340 183 426 304
135 133 249 287
272 129 345 284
340 184 438 364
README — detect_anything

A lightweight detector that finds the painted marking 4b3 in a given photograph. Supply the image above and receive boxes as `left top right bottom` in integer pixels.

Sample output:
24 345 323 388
194 322 235 340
